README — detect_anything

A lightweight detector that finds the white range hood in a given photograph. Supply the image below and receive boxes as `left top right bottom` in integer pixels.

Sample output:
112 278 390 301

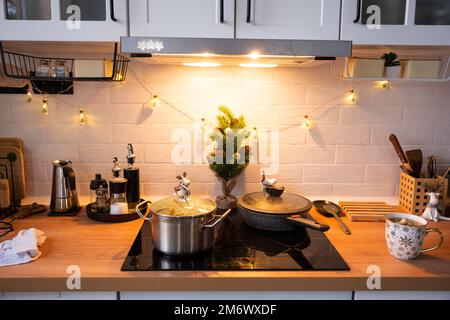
120 37 353 67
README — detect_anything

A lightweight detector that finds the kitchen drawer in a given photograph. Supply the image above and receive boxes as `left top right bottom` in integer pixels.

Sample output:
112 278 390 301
120 291 353 300
0 291 118 300
1 292 61 300
354 291 450 300
59 291 118 300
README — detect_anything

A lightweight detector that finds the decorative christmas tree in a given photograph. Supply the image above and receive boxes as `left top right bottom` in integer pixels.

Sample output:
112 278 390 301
206 106 251 209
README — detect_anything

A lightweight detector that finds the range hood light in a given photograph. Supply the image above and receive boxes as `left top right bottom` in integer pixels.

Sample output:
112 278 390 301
248 52 260 60
239 63 278 68
182 62 222 67
199 52 214 57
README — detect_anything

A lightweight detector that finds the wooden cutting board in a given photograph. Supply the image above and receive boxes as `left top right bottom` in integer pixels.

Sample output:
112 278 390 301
0 137 24 152
0 146 26 205
339 201 398 222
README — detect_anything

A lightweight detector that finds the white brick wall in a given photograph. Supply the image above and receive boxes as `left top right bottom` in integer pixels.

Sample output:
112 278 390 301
0 61 449 198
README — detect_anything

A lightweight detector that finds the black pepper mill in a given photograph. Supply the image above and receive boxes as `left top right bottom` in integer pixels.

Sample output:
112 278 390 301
123 144 140 212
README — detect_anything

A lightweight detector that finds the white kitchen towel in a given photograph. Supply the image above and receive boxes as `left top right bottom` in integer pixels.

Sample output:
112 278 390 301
0 228 46 267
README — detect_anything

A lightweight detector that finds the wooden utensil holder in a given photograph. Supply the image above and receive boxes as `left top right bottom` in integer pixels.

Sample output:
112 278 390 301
398 172 448 215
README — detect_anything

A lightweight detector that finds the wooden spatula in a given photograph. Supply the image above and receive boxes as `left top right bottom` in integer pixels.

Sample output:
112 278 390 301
405 149 422 178
388 134 413 175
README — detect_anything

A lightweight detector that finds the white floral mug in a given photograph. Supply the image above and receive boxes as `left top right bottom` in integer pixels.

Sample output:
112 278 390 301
385 213 444 260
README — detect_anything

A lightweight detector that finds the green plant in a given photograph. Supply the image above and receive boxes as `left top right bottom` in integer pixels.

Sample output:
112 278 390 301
382 52 400 67
207 106 251 181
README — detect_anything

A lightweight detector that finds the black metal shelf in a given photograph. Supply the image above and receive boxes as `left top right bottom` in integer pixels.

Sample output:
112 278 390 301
0 42 129 82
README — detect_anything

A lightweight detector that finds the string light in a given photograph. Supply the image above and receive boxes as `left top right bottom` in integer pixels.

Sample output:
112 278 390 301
151 95 159 108
378 80 389 89
246 127 259 146
79 109 87 125
303 115 316 129
200 118 206 131
348 89 356 103
26 88 33 103
41 98 48 116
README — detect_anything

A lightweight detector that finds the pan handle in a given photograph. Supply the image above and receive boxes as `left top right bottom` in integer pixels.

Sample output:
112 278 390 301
286 215 330 232
135 200 152 221
202 209 232 229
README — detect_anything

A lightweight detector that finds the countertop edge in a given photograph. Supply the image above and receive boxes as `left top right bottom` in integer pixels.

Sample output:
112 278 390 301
1 277 450 292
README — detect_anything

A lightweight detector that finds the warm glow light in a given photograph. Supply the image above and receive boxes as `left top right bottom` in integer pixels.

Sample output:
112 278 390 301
199 52 213 57
151 95 159 107
303 115 316 129
248 52 260 60
348 89 357 103
239 63 278 68
200 118 207 131
41 99 48 116
378 80 389 89
26 89 32 103
182 62 222 67
79 109 87 125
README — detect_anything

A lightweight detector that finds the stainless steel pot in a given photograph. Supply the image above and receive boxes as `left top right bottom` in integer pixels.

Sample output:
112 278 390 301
136 197 231 256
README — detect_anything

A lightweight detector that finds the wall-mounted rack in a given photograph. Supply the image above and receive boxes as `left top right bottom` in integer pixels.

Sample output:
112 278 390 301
336 57 450 83
0 42 129 82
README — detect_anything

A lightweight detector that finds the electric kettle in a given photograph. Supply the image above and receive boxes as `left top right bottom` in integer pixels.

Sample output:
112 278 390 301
50 160 79 214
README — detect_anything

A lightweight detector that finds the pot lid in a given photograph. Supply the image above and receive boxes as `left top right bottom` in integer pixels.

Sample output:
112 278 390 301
238 192 312 215
150 197 216 217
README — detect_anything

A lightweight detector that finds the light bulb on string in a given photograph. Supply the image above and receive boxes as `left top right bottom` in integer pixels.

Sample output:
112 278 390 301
348 89 357 104
248 127 258 140
151 95 159 108
26 88 33 103
41 98 49 116
79 109 87 125
200 118 206 131
303 115 316 129
378 80 389 89
143 95 159 109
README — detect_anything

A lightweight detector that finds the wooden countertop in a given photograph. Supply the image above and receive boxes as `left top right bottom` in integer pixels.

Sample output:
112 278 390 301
0 198 449 292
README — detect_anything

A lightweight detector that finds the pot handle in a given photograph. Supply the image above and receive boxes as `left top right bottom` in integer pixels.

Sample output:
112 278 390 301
202 209 232 229
135 200 152 221
286 215 330 232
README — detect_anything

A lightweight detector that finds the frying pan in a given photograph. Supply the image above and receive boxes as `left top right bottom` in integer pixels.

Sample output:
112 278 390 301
237 192 330 232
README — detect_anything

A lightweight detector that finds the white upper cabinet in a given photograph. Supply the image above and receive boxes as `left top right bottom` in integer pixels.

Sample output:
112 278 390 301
341 0 450 45
129 0 235 38
235 0 341 40
0 0 127 41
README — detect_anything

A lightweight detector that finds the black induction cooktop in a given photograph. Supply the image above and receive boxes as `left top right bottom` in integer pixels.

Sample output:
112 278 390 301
121 211 349 271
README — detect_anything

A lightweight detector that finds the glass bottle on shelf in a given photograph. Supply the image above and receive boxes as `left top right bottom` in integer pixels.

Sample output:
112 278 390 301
36 59 51 77
53 59 68 78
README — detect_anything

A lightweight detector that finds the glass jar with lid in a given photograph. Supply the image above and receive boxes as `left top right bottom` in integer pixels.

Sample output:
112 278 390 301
53 59 68 78
36 59 51 77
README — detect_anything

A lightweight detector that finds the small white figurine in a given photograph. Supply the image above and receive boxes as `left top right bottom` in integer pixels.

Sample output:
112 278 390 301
261 171 277 188
174 172 191 202
261 171 285 197
421 192 450 221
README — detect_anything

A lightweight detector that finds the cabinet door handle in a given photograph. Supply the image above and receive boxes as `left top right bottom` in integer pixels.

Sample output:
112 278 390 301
246 0 252 23
220 0 224 23
353 0 361 23
110 0 118 22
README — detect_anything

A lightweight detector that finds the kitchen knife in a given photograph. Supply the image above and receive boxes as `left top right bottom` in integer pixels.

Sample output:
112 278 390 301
388 134 413 175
